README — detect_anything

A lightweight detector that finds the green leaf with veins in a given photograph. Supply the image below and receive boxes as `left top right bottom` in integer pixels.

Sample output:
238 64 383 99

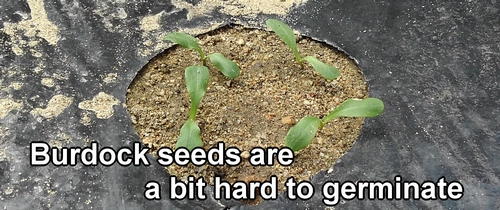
176 119 203 151
266 19 303 63
285 116 321 151
322 98 385 124
185 65 209 120
304 56 339 80
164 32 206 61
208 53 240 78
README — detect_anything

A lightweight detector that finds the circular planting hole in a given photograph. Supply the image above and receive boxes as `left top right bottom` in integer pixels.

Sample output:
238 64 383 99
126 26 368 204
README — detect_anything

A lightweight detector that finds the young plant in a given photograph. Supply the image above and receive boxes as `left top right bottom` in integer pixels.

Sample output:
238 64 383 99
266 19 339 80
176 65 209 150
164 32 240 78
285 98 385 151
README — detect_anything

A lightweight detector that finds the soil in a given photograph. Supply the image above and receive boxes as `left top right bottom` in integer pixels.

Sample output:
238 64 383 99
126 26 368 204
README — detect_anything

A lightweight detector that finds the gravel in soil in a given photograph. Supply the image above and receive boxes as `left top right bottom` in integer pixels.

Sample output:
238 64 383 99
126 26 368 202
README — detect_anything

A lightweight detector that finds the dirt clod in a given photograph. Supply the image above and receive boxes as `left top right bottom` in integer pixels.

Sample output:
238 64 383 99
281 116 296 125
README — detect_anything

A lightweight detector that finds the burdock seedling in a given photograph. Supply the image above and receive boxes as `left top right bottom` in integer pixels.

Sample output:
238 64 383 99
164 32 240 78
176 65 209 150
266 19 339 80
164 31 241 150
285 98 384 151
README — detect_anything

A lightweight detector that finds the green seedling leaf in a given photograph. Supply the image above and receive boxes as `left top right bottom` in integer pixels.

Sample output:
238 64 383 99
185 65 209 120
164 32 205 60
285 116 321 151
176 119 203 151
322 98 385 123
266 19 303 63
208 53 240 78
304 56 339 80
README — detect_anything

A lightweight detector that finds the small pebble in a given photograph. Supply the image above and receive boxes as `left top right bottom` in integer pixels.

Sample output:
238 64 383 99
281 116 296 125
241 151 250 159
236 38 245 46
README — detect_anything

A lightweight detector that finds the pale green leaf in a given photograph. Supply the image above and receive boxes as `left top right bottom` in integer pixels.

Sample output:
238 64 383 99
323 98 385 123
285 116 321 151
185 66 209 119
266 19 302 62
304 56 339 80
176 119 203 150
164 32 204 58
164 32 201 51
208 53 240 78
